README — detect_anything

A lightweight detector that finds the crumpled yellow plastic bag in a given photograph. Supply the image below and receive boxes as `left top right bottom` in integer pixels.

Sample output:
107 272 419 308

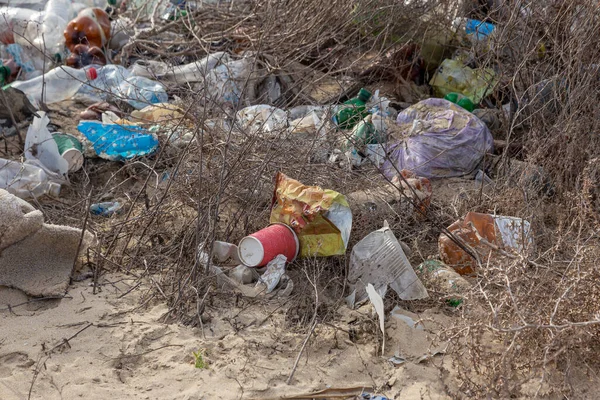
270 172 352 257
430 59 497 104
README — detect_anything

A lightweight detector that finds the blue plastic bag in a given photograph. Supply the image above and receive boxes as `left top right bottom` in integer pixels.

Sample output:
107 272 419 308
78 121 159 161
465 19 495 40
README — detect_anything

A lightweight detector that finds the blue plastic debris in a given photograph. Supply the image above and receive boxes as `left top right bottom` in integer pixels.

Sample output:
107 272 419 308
361 394 389 400
77 121 159 161
465 19 495 40
90 201 123 216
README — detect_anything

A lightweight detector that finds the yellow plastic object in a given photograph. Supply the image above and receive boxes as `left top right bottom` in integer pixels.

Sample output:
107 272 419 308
430 59 497 104
270 172 351 257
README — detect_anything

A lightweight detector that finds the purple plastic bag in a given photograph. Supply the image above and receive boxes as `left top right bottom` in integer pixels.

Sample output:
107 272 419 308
381 98 493 179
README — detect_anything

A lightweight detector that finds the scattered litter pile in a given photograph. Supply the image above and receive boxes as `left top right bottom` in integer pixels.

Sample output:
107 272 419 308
1 0 600 398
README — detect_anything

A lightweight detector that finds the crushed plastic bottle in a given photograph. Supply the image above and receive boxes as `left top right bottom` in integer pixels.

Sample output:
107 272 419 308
118 76 168 109
0 7 36 45
9 66 97 107
76 64 130 101
90 201 122 216
0 159 61 199
21 0 75 59
333 88 372 130
159 51 231 83
415 259 471 307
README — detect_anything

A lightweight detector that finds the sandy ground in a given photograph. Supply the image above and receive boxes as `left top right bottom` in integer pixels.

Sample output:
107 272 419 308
0 272 458 400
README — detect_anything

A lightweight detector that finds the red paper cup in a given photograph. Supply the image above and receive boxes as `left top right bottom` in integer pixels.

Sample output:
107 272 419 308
238 223 299 267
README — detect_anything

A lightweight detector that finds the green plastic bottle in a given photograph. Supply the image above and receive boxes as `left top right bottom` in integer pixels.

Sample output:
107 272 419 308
444 92 475 112
0 65 11 87
333 88 372 130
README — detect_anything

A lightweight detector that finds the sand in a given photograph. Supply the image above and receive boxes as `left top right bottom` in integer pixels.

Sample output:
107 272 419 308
0 273 456 400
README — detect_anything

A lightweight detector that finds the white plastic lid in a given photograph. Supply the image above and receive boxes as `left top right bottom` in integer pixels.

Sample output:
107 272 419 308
237 236 264 267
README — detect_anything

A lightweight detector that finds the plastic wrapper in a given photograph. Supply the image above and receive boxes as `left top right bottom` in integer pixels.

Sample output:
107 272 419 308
235 105 288 135
382 98 493 179
270 172 352 257
430 59 497 104
202 57 254 109
257 254 287 293
439 212 534 275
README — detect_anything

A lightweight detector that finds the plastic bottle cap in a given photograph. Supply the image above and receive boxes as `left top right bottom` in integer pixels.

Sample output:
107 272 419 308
87 67 98 80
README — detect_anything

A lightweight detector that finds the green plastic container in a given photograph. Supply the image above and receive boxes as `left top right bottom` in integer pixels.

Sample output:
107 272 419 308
333 88 372 130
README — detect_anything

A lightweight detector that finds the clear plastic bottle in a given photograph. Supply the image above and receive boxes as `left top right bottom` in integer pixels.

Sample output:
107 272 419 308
77 64 129 101
10 65 97 106
0 159 61 199
0 7 37 45
20 0 74 59
117 75 168 109
160 52 231 83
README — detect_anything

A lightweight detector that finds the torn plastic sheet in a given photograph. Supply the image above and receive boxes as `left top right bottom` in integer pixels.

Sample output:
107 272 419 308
347 221 428 308
367 283 385 356
391 306 424 330
77 121 159 161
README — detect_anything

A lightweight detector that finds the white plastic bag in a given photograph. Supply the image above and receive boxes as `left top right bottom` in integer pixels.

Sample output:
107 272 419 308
202 57 254 109
25 111 69 183
236 105 288 136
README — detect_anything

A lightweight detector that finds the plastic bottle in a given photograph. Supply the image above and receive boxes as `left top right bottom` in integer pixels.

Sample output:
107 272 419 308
64 7 111 51
415 259 470 306
0 159 61 199
117 76 168 109
333 88 372 130
439 212 533 275
160 52 231 83
444 92 475 112
9 65 97 106
0 63 10 86
90 201 122 216
77 63 129 101
0 7 37 45
21 0 74 59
